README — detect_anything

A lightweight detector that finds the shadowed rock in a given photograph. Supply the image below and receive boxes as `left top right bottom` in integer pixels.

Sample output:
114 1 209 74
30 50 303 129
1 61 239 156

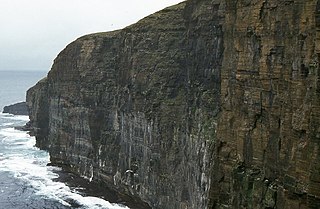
3 102 28 115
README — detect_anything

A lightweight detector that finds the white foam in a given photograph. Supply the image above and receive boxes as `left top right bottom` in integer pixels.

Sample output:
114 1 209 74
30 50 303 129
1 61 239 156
0 113 13 117
12 115 30 121
76 196 129 209
0 127 29 138
0 147 129 209
0 127 36 149
1 122 14 126
0 114 130 209
0 113 29 121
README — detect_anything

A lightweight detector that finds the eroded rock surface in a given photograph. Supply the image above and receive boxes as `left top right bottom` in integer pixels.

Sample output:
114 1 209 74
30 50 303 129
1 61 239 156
211 0 320 208
27 1 224 208
27 0 320 208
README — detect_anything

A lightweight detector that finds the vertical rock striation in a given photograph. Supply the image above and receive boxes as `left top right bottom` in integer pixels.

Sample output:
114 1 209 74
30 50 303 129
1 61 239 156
211 0 320 208
27 1 224 208
26 0 320 208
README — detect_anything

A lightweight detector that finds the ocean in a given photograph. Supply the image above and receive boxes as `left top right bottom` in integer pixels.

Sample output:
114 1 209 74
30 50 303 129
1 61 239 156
0 71 128 209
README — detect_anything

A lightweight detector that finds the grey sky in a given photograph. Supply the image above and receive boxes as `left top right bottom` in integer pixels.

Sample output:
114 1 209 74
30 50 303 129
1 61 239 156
0 0 184 71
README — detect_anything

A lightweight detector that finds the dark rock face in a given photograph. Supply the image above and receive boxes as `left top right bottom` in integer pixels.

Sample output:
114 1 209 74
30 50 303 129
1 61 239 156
26 0 320 208
27 78 49 149
3 102 28 115
27 1 224 208
211 0 320 208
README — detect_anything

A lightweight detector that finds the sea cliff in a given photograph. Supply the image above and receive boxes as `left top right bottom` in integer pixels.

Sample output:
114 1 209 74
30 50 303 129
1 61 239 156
3 102 28 115
27 0 320 208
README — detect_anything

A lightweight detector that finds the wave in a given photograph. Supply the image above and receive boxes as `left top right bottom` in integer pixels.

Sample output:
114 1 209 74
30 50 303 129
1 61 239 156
0 114 129 209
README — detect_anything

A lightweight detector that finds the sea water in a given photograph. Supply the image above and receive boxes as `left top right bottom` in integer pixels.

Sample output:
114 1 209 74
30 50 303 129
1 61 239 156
0 71 128 209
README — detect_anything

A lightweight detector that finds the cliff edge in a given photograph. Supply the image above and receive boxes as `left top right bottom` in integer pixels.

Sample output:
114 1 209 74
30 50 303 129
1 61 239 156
27 1 223 208
27 0 320 208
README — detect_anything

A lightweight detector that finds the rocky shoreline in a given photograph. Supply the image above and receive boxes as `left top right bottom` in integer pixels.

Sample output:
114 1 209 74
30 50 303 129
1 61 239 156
51 166 151 209
3 102 149 208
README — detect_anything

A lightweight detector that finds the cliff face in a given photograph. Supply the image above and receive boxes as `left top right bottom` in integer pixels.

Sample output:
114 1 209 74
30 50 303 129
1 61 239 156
27 1 224 208
27 78 49 148
26 0 320 208
212 0 320 208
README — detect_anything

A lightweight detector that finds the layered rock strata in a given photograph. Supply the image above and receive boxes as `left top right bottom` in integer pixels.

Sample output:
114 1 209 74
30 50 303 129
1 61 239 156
211 0 320 208
27 0 320 208
27 1 224 208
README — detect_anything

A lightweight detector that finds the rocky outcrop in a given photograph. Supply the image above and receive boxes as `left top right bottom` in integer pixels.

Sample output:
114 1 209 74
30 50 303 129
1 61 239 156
3 102 28 115
26 0 320 208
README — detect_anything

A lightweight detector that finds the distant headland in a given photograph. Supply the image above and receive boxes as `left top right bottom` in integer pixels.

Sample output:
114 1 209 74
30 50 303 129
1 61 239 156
3 102 28 115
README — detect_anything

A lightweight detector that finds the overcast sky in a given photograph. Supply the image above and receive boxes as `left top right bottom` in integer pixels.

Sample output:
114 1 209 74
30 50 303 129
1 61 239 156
0 0 184 72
